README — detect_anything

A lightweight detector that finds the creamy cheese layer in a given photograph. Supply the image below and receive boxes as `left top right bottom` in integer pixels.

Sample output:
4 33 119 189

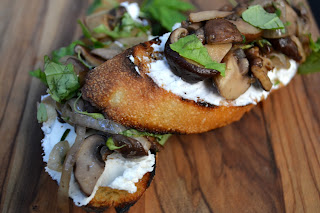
41 109 155 206
132 32 297 106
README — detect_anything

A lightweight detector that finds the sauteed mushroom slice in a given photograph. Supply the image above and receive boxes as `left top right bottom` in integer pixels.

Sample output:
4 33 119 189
74 135 106 196
170 28 188 44
75 45 105 67
229 19 262 42
164 40 219 83
47 140 70 172
268 36 302 62
204 19 243 44
112 135 148 158
189 10 234 22
245 47 273 91
213 49 251 100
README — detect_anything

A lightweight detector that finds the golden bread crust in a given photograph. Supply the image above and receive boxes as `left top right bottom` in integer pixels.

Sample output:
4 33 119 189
85 171 152 212
82 40 254 134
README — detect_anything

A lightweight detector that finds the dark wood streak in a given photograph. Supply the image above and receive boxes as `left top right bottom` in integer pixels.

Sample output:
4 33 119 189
288 82 320 197
175 136 214 213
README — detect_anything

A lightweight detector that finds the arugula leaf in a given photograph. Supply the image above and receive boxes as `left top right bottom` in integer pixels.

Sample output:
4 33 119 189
44 56 80 103
242 5 285 30
298 50 320 74
170 34 226 76
106 137 126 150
309 36 320 52
73 94 105 119
94 13 149 39
29 68 48 86
298 36 320 74
37 103 48 123
141 0 194 32
121 129 172 146
78 20 105 48
51 40 85 63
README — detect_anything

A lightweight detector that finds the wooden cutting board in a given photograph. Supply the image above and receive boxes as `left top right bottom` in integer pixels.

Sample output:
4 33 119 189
0 0 319 212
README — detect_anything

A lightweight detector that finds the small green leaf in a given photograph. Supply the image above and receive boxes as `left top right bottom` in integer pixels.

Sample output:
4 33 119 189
170 34 226 76
51 40 85 64
298 51 320 74
309 35 320 52
37 103 48 123
29 68 48 86
141 0 194 32
44 56 80 103
93 13 149 39
106 137 126 150
78 20 105 48
242 5 285 30
121 129 171 146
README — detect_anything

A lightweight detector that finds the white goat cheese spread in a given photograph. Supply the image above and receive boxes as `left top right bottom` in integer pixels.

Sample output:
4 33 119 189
131 32 297 106
41 106 155 206
120 2 141 23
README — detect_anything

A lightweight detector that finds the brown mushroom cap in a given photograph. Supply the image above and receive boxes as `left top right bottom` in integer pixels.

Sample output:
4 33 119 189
245 47 273 91
204 19 243 44
213 49 251 100
74 135 106 196
164 39 219 83
268 36 302 62
112 135 148 158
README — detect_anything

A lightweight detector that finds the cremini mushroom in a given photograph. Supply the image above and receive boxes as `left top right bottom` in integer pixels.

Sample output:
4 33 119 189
170 28 189 44
205 43 232 63
74 134 106 196
245 47 273 91
229 19 262 42
164 39 219 83
112 134 148 158
268 36 302 62
189 10 234 22
47 140 70 172
204 19 243 44
213 49 251 100
91 48 123 60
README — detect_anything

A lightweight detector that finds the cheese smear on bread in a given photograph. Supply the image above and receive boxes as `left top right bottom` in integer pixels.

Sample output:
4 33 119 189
132 32 297 107
41 111 155 206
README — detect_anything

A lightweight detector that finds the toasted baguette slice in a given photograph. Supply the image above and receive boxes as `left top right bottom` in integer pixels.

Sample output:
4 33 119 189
82 40 254 134
84 169 155 213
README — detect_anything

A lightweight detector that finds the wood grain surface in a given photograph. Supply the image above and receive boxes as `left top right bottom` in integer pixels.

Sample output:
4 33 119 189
0 0 319 213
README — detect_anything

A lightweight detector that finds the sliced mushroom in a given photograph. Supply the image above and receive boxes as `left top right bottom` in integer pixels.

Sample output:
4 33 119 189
204 19 243 44
189 10 234 22
112 135 148 158
91 48 123 60
290 35 306 63
205 43 232 63
268 36 302 62
213 49 251 100
229 19 262 42
74 135 106 196
60 56 89 86
84 10 111 39
245 47 273 91
285 3 298 36
164 39 219 83
170 28 189 44
195 27 205 44
47 140 70 172
75 45 105 67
